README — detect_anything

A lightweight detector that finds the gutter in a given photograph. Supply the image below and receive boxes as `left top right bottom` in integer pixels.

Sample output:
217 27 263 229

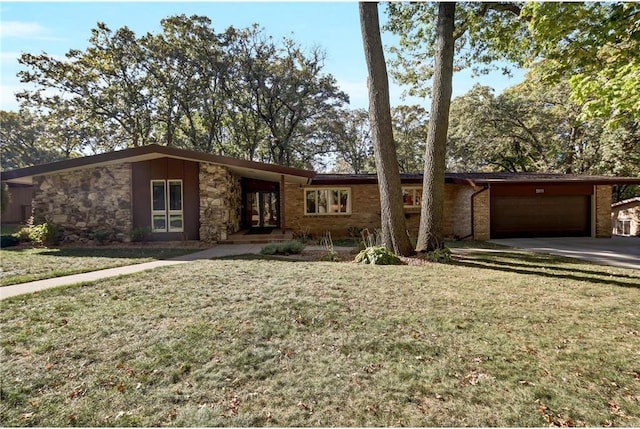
459 184 489 241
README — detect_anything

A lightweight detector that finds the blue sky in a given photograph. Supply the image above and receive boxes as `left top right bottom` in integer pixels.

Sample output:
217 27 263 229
0 1 526 111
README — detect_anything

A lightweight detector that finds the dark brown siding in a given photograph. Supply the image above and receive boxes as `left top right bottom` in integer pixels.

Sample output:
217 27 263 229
491 195 591 238
490 183 593 197
131 158 199 240
2 184 33 224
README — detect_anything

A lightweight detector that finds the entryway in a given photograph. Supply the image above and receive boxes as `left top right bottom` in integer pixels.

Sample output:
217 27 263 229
242 178 280 230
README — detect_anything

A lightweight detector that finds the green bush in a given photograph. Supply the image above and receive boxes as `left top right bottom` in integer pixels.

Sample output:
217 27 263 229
354 246 402 265
0 234 20 247
260 240 306 256
92 229 112 244
28 221 63 246
130 226 151 242
14 226 32 242
424 247 452 263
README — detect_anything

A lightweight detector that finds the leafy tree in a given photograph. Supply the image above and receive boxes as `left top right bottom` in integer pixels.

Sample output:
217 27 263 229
0 110 65 170
229 25 349 167
391 105 428 173
359 2 414 256
15 16 348 168
520 2 640 127
332 108 372 174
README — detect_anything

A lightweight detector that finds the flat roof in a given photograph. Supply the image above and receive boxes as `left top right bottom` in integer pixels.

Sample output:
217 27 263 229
311 172 640 186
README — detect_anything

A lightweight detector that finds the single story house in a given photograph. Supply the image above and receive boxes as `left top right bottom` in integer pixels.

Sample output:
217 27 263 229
611 197 640 236
2 144 639 243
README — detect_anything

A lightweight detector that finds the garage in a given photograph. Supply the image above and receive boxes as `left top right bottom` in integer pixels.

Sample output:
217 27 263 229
490 183 592 239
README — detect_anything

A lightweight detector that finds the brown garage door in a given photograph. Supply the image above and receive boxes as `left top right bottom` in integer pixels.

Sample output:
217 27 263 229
491 195 591 238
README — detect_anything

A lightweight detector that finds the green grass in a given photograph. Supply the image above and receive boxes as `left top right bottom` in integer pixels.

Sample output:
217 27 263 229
0 247 196 286
0 250 639 427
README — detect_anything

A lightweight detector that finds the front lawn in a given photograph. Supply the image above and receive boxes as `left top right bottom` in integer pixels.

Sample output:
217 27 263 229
0 247 197 286
1 251 638 426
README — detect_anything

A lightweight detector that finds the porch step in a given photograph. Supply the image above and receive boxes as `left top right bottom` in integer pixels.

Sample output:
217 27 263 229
219 230 294 244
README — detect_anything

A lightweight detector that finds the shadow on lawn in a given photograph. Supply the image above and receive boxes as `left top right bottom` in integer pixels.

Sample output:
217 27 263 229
453 251 640 289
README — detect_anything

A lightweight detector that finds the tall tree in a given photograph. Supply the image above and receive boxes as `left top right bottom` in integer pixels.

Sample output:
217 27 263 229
416 2 455 252
521 2 640 127
0 110 64 169
391 105 428 173
386 2 525 251
359 2 414 256
332 108 372 174
15 16 348 168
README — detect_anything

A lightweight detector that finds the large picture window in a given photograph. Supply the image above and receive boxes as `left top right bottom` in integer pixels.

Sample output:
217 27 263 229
402 187 422 208
305 188 351 215
151 180 183 232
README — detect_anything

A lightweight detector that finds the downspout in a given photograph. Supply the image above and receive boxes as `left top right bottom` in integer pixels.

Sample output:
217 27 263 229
459 183 489 240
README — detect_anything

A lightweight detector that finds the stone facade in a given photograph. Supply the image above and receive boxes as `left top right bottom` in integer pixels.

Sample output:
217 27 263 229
32 164 133 242
594 185 613 238
199 163 241 242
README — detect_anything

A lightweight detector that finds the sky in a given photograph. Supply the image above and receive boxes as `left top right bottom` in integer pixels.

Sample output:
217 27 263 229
0 1 527 112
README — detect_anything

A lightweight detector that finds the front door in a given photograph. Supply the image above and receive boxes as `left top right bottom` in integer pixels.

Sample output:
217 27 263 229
242 178 280 229
247 191 279 228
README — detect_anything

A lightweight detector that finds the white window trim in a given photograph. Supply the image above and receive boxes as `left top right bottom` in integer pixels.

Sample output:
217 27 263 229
304 188 351 215
617 218 631 236
402 186 422 208
150 179 184 232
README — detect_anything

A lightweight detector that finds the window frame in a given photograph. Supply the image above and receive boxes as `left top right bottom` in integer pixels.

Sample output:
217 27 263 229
150 179 184 233
304 188 351 215
402 186 422 208
617 218 631 236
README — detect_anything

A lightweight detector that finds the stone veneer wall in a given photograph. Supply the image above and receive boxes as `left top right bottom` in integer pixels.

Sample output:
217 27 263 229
32 164 133 242
594 185 612 238
199 163 241 242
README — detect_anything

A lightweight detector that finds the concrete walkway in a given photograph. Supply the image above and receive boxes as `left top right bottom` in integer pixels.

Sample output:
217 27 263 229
490 236 640 270
0 244 267 300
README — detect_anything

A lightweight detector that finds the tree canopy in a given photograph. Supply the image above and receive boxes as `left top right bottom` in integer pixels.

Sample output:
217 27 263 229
15 15 348 168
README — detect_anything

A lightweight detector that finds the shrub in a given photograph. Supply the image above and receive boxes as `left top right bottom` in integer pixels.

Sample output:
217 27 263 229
354 246 402 265
92 229 112 244
28 221 63 246
423 247 453 263
130 226 151 242
0 234 20 247
260 240 306 256
14 226 32 242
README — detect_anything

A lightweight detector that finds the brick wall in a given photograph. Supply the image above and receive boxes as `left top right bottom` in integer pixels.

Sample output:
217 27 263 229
32 164 133 242
473 187 490 241
594 185 612 238
283 182 475 240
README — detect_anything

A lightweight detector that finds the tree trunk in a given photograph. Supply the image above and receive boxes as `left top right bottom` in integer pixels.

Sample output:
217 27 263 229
417 2 455 252
359 2 415 256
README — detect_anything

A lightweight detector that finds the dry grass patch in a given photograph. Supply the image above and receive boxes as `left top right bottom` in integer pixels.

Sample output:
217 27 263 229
1 251 639 427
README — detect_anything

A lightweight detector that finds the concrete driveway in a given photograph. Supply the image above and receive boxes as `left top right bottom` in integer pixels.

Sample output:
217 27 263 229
489 236 640 270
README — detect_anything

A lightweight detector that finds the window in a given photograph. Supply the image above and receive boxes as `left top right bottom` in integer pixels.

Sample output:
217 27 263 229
151 180 183 232
402 187 422 208
616 219 631 236
305 188 351 214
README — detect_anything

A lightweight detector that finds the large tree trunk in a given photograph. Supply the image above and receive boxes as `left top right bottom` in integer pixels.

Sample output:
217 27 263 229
359 2 415 256
417 2 456 252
